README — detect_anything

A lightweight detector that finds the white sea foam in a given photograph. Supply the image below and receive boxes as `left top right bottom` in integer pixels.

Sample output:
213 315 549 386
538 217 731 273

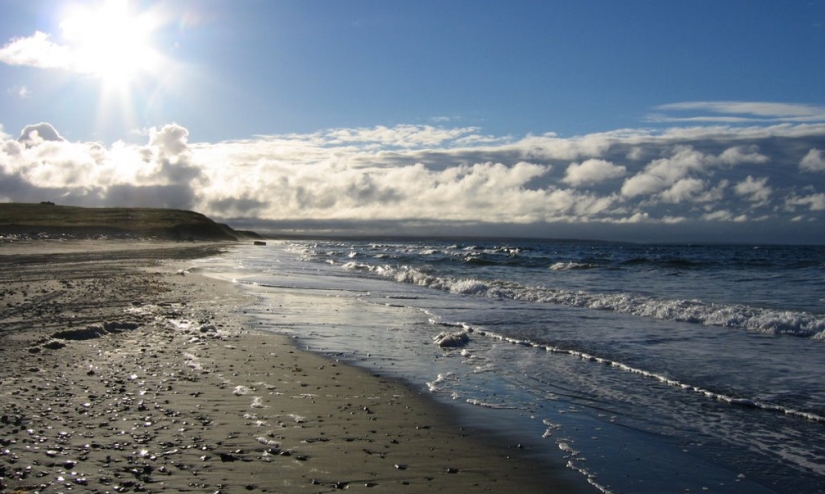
549 262 595 270
426 372 455 392
343 262 825 338
466 398 517 409
464 327 825 423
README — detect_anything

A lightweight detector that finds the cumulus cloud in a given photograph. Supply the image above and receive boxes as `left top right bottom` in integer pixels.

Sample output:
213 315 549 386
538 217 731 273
786 193 825 212
621 146 707 198
660 178 706 204
0 31 73 69
800 148 825 172
618 143 777 207
563 159 626 187
18 122 65 146
142 124 202 185
0 122 200 208
717 146 769 165
1 120 825 242
734 176 772 204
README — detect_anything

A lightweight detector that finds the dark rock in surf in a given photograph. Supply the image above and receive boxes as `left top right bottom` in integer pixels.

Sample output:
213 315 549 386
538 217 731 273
433 331 470 348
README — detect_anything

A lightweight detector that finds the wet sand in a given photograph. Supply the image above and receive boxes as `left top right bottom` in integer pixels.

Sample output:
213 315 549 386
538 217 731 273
0 240 585 493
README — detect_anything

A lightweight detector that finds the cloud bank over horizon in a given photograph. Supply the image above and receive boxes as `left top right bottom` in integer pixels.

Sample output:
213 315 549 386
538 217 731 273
2 116 825 243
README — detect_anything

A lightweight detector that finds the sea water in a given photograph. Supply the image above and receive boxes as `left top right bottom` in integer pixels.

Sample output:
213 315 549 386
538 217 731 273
193 239 825 494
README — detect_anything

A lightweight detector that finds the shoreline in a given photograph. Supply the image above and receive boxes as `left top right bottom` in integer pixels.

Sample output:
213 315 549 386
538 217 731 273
0 241 588 493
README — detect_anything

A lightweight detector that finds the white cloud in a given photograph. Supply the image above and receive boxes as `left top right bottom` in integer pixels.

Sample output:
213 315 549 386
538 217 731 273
703 209 734 221
621 146 707 198
0 31 73 69
563 159 626 187
717 146 769 165
1 121 825 242
19 122 65 146
660 178 706 204
322 125 482 148
734 176 772 204
786 193 825 211
800 149 825 172
652 101 825 124
515 132 614 161
620 143 776 204
0 122 203 209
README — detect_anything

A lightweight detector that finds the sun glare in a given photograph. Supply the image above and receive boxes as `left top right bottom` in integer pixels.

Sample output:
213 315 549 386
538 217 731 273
60 0 161 86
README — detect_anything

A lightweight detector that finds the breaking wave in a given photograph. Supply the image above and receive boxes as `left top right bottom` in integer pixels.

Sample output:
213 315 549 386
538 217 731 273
342 261 825 338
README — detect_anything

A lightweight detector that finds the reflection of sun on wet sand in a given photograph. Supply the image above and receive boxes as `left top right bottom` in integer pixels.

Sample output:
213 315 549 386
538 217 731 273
0 239 584 493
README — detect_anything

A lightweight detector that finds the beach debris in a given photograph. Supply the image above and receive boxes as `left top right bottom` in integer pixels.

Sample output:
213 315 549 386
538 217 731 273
288 413 306 423
42 340 65 350
233 385 253 395
256 435 279 446
250 397 266 409
219 452 240 462
433 331 470 348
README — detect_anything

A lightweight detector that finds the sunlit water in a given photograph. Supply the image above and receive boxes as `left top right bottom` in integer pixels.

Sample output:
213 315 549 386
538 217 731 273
193 239 825 494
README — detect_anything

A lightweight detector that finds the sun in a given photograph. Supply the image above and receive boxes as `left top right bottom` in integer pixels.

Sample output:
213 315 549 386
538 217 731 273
60 0 162 87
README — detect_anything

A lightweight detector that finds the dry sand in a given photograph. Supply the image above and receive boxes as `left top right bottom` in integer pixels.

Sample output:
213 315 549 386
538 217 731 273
0 240 585 493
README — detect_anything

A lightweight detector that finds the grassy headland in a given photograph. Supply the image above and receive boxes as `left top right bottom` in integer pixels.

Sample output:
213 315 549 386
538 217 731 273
0 203 260 241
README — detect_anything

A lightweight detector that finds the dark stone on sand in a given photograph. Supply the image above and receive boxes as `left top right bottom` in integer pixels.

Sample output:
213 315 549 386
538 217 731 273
219 453 239 462
104 321 140 332
43 340 66 350
434 331 470 348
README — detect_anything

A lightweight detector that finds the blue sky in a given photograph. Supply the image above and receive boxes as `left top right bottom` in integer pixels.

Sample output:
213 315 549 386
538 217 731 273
1 0 825 243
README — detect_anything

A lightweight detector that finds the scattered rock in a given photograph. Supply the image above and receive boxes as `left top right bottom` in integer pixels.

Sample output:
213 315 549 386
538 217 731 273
104 321 140 333
219 452 240 462
200 324 218 333
42 340 66 350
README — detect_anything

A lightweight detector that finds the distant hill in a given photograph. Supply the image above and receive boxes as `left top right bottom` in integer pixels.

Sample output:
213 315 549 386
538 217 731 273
0 203 261 241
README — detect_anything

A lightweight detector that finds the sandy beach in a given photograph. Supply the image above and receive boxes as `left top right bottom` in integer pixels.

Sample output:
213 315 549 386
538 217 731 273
0 240 584 493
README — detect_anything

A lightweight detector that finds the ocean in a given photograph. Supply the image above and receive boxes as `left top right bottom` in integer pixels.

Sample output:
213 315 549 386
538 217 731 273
194 239 825 494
